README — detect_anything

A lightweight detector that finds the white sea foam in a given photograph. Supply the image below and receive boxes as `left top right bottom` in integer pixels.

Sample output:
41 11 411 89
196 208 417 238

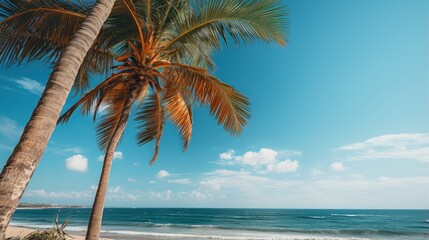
10 220 375 240
10 221 86 232
10 222 53 229
101 229 371 240
330 214 386 217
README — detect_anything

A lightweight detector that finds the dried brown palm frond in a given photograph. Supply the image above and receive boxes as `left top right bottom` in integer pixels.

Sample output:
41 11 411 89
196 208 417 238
135 91 165 165
163 83 193 150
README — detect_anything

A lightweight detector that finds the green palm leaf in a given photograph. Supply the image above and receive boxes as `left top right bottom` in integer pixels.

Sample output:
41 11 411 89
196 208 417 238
0 0 114 93
161 0 287 53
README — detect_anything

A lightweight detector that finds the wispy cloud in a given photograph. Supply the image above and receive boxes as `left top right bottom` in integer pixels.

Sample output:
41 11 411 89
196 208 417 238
128 178 137 183
0 116 22 139
168 178 191 184
24 185 138 202
25 189 93 199
22 171 429 208
98 151 123 161
217 148 299 173
13 77 44 95
149 189 172 201
49 146 84 155
194 169 429 208
335 133 429 162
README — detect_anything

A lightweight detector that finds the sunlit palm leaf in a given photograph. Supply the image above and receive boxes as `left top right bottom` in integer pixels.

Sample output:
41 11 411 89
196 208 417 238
135 92 165 164
164 63 250 135
58 73 127 124
163 84 192 150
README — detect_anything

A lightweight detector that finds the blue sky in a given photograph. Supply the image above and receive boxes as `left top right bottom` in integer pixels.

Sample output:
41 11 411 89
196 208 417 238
1 0 429 208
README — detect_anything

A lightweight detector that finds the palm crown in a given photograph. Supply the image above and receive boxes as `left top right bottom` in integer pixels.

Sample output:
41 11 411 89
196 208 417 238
1 0 287 163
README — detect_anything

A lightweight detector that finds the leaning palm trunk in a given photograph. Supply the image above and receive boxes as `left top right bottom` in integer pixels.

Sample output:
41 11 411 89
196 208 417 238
86 97 134 240
0 0 116 238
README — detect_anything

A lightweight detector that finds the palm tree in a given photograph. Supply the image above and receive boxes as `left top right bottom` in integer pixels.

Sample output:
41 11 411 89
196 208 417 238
0 0 116 237
58 1 287 239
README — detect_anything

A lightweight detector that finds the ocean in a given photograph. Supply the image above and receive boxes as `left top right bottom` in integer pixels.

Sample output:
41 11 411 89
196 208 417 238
10 208 429 240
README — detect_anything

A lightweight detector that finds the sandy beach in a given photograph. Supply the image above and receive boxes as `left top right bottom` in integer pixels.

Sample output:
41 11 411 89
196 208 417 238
6 226 110 240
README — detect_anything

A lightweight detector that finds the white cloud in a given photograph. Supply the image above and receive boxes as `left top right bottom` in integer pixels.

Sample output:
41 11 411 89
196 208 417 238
195 169 429 208
238 148 278 166
25 189 92 199
108 186 122 193
24 186 139 202
65 154 88 172
267 160 299 173
219 149 235 160
150 190 172 201
0 116 22 139
189 191 207 201
217 148 299 173
128 178 137 182
168 178 191 184
14 77 44 95
330 162 345 171
23 173 429 209
156 170 170 179
199 179 223 190
98 151 123 161
335 133 429 162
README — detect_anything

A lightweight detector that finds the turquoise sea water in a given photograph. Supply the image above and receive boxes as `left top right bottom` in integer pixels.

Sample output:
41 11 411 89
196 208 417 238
11 208 429 240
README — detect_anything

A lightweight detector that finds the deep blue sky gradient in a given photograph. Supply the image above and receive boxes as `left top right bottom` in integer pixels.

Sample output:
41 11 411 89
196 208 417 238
0 0 428 208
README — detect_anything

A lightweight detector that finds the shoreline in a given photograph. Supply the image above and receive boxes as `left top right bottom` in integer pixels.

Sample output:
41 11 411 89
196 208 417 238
6 226 111 240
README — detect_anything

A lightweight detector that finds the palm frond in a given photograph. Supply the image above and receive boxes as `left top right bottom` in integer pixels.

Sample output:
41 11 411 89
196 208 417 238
135 91 165 165
58 73 127 124
160 0 287 54
73 42 115 94
163 84 192 150
96 83 131 151
164 63 250 135
0 0 89 66
165 40 216 72
0 0 115 91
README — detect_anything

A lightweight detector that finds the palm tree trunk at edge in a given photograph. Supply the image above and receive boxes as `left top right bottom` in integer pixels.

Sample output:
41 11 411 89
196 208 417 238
0 1 116 238
85 99 133 240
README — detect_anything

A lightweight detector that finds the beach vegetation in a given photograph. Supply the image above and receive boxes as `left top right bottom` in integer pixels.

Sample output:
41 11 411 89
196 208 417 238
7 212 70 240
